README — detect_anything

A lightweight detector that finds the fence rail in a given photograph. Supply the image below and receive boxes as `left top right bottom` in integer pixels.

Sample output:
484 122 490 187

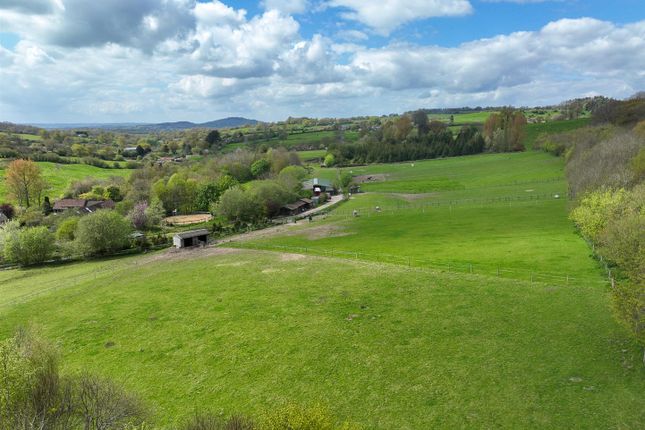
237 242 609 288
328 192 569 218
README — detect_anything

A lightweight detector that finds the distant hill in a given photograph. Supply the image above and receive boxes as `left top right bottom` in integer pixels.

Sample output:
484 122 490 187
31 117 260 132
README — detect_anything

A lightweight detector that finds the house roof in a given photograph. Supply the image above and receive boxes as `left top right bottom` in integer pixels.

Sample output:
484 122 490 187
53 199 115 212
0 212 8 223
173 229 209 239
53 199 87 210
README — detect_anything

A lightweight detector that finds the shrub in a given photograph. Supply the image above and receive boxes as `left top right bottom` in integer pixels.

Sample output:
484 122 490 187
261 403 359 430
570 188 628 242
181 413 254 430
3 226 56 266
0 329 147 429
0 203 15 219
56 217 79 241
74 211 131 257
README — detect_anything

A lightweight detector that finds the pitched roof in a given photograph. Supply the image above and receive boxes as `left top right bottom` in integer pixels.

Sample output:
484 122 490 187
173 229 209 239
53 199 87 210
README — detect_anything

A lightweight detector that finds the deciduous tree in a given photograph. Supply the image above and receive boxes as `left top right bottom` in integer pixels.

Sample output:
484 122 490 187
4 159 48 208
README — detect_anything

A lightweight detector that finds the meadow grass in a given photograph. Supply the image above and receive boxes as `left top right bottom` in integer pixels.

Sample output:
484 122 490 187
0 161 132 202
0 131 43 141
0 249 643 429
524 118 591 150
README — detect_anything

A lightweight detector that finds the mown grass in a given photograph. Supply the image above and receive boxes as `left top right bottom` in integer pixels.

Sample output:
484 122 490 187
0 249 643 429
0 161 132 202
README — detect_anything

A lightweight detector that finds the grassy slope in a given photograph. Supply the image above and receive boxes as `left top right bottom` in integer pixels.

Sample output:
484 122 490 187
524 118 591 150
0 161 132 202
0 250 643 429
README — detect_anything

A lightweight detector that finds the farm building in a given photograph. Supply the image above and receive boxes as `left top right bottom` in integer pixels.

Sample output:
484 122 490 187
302 178 337 196
52 199 115 214
173 229 209 248
280 198 313 216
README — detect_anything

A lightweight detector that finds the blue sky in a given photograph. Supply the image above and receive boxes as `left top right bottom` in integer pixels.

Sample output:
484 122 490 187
0 1 643 123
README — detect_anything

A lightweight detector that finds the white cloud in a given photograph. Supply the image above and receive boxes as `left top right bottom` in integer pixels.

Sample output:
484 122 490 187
0 5 643 123
261 0 309 14
326 0 473 35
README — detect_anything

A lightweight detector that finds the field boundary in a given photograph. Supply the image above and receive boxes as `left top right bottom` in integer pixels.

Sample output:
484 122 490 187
328 191 568 218
234 242 609 288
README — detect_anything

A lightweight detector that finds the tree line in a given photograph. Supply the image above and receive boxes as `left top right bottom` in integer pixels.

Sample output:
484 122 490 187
324 108 525 166
536 97 644 364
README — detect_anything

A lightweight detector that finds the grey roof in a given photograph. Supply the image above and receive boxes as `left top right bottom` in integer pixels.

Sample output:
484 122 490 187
173 229 209 239
0 212 8 223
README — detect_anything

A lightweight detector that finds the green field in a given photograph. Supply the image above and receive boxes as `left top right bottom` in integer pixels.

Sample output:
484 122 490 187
0 161 132 202
524 118 591 150
1 148 643 428
0 131 43 141
427 111 494 124
0 249 643 428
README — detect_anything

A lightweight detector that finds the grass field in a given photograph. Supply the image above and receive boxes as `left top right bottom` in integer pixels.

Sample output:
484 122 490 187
524 118 591 149
239 152 596 284
0 250 643 428
0 161 132 202
0 131 43 141
1 148 643 428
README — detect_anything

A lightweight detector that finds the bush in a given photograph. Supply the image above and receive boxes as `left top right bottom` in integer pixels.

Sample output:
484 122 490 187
0 329 147 429
74 211 131 257
0 203 15 219
261 403 359 430
3 226 56 266
56 217 79 241
181 413 254 430
570 188 628 242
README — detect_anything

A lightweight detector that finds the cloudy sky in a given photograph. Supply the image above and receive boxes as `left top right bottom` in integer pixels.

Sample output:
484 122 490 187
0 0 643 123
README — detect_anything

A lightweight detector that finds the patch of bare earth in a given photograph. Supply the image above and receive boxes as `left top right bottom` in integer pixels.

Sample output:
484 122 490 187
279 253 306 261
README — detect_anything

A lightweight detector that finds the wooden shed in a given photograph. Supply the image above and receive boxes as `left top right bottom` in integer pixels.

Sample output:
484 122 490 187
173 229 209 248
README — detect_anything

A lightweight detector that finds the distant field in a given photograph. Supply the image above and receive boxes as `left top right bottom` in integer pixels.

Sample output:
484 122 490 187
427 111 494 124
524 118 591 149
297 149 326 162
242 152 594 283
0 131 43 141
1 249 643 428
0 161 132 202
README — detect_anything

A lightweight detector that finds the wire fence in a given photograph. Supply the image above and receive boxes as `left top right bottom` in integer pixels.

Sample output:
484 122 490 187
0 244 171 309
237 242 610 288
327 191 569 218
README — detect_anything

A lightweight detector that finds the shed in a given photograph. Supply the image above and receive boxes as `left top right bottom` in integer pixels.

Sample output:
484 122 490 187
280 198 312 216
173 229 209 248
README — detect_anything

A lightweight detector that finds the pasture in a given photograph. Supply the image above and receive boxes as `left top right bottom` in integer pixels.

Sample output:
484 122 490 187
0 161 132 202
1 147 642 428
0 249 643 428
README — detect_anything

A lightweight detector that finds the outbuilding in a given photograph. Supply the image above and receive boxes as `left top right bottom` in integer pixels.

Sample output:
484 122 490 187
173 229 209 248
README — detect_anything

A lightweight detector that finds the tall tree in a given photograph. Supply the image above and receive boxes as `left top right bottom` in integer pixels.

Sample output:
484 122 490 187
411 110 430 135
4 159 48 208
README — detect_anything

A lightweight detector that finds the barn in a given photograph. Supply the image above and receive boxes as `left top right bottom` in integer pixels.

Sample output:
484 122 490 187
173 229 209 248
